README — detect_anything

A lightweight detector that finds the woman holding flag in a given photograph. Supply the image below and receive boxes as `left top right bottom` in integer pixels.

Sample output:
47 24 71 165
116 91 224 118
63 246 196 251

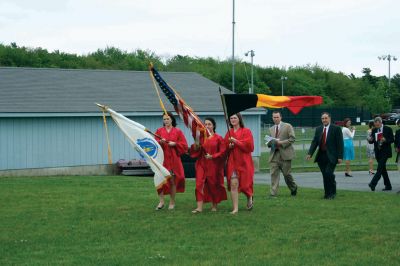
190 117 227 213
224 113 254 214
155 112 188 210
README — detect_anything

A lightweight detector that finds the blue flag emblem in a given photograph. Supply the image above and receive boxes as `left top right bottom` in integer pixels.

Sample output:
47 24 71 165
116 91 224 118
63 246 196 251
136 138 158 158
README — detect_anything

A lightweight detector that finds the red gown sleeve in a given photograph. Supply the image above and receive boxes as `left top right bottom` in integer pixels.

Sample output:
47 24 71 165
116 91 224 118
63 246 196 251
189 144 202 158
155 128 161 142
155 128 167 149
224 132 231 154
174 128 189 156
212 135 227 159
234 128 254 153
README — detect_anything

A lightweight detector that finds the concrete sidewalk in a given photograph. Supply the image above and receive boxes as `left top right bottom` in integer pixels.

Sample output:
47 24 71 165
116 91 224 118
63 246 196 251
254 170 400 194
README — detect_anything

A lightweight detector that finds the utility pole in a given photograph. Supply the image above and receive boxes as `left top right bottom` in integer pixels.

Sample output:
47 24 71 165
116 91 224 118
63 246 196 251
281 76 288 96
232 0 235 93
245 50 255 93
378 54 398 96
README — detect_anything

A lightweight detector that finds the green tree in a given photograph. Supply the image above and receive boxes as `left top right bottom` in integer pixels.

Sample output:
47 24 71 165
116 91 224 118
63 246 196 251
1 42 399 113
363 80 392 114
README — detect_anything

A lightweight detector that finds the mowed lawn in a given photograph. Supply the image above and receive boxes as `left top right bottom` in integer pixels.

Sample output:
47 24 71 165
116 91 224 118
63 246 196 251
1 176 399 265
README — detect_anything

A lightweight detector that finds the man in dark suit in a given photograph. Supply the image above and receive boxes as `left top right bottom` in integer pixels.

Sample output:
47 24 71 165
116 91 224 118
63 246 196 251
394 119 400 194
367 116 394 191
306 112 343 199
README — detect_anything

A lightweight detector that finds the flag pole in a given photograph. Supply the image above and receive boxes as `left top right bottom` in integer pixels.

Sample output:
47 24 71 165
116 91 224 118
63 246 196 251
219 87 235 180
219 87 231 137
144 128 171 144
96 103 113 165
149 63 168 115
96 103 169 144
168 82 210 138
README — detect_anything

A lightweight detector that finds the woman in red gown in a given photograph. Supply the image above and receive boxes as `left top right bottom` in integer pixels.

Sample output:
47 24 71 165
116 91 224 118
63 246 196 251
224 113 254 214
190 118 227 213
155 112 188 210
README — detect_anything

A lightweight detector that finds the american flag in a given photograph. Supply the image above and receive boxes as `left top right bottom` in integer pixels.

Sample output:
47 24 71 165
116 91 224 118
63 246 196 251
150 66 209 143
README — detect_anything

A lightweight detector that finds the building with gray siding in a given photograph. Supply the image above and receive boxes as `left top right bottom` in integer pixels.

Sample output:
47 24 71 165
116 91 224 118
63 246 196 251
0 67 264 175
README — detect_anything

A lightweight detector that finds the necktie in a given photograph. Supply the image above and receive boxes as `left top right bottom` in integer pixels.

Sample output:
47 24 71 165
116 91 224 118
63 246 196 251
275 125 279 137
321 127 327 150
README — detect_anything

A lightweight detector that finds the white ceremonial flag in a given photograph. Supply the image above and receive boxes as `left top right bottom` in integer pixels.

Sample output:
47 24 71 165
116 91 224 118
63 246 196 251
100 105 171 188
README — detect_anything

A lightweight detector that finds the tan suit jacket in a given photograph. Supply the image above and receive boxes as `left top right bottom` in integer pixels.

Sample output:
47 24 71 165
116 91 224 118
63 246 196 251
268 122 296 162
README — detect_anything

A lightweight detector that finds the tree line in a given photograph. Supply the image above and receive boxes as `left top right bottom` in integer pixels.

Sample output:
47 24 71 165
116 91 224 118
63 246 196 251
1 43 399 114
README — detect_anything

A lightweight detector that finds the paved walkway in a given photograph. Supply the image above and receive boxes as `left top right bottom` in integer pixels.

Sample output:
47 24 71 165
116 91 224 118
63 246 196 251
254 170 400 194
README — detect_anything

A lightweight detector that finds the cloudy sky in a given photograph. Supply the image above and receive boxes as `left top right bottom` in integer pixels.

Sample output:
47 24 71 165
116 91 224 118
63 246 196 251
1 0 399 77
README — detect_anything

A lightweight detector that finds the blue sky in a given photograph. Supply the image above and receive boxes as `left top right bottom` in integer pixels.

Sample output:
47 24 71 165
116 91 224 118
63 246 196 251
1 0 399 77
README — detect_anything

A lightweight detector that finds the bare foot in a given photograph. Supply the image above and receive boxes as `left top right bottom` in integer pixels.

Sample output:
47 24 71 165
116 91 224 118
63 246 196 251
155 202 164 210
230 210 238 215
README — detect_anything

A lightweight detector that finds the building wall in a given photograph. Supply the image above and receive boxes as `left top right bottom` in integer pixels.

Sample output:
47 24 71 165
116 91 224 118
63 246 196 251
0 114 261 170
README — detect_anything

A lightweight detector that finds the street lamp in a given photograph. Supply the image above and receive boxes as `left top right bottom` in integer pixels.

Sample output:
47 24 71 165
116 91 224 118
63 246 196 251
245 50 255 94
378 54 397 91
281 76 288 96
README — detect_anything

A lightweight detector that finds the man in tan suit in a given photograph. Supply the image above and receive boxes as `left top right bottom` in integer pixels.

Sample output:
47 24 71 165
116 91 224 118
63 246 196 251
268 111 298 197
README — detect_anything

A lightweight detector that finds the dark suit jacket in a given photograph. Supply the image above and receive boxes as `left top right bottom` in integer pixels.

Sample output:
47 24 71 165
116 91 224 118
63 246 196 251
368 126 394 159
308 124 344 164
395 129 400 162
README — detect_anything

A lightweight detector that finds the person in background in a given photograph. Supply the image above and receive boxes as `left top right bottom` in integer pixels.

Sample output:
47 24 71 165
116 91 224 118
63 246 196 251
267 110 298 197
367 116 393 192
155 112 188 210
342 118 355 177
394 119 400 194
366 120 375 175
306 112 343 199
224 113 254 214
190 117 227 213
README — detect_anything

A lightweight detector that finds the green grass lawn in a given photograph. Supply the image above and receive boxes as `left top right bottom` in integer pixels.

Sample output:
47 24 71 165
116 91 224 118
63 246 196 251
1 176 399 265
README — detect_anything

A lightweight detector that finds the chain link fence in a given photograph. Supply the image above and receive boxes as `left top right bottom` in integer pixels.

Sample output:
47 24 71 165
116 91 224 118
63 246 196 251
260 124 398 170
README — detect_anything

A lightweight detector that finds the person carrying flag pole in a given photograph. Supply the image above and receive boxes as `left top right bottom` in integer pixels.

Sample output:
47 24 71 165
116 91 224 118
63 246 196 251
154 112 188 211
224 113 255 214
149 67 190 210
189 117 227 213
219 90 255 214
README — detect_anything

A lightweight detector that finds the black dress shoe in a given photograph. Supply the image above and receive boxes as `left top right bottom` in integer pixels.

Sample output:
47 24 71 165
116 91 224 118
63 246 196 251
345 173 353 177
324 195 334 200
382 187 392 191
291 188 298 196
368 183 375 191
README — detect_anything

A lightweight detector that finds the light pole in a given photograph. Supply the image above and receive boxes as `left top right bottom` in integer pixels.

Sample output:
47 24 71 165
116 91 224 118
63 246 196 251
281 76 288 96
245 50 255 94
232 0 235 93
378 54 397 92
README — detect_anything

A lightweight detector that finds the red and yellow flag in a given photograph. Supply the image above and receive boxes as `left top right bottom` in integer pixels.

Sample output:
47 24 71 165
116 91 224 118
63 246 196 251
223 94 323 117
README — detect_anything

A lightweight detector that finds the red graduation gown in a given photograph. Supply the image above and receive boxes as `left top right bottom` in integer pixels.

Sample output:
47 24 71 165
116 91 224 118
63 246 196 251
190 134 227 203
155 127 188 195
224 127 254 198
